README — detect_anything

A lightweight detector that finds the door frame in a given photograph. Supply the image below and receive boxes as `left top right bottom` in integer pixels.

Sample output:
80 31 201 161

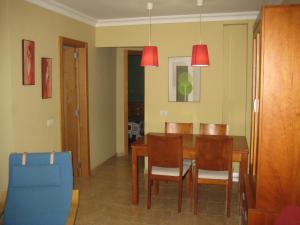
123 50 143 155
59 36 90 176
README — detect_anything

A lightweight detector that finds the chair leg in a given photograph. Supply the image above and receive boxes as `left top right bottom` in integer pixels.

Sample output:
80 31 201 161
178 179 183 213
193 175 198 215
226 181 232 217
185 168 192 197
147 177 152 209
190 167 193 190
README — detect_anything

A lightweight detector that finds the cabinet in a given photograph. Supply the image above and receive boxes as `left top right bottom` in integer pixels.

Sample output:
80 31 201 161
242 4 300 225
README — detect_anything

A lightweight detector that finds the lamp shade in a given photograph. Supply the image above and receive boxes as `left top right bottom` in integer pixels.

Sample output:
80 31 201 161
140 46 159 67
191 44 209 67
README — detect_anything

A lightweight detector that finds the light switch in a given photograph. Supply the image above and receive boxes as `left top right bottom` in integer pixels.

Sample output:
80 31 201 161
159 110 168 116
46 119 54 128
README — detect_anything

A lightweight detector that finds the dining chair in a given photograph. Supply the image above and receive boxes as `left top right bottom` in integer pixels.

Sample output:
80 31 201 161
199 123 228 135
199 123 229 155
128 121 142 141
193 135 233 217
165 122 193 134
163 122 193 195
0 152 79 225
147 134 192 213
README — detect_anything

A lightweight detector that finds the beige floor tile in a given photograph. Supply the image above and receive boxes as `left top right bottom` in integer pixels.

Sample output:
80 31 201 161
74 156 241 225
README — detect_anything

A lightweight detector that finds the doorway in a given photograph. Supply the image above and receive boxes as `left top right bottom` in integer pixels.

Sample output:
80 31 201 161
124 50 145 155
59 37 90 177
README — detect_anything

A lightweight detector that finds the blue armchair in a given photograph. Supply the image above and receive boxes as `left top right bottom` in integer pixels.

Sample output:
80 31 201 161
0 152 79 225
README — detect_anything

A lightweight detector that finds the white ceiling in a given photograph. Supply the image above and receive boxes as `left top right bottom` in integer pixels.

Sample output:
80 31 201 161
26 0 284 26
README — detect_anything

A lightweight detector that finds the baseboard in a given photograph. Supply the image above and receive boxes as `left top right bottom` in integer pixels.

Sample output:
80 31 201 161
116 152 126 157
91 154 117 170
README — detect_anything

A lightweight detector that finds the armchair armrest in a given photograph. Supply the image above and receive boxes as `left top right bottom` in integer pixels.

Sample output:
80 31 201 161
0 192 7 218
66 190 79 225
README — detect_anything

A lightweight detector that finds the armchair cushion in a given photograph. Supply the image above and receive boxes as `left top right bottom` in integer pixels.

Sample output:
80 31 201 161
3 152 73 225
11 165 60 187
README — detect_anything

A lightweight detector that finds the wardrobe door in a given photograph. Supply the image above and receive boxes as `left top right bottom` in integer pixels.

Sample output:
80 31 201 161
250 31 262 182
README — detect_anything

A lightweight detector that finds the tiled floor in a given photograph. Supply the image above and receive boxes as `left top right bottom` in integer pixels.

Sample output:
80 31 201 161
74 156 241 225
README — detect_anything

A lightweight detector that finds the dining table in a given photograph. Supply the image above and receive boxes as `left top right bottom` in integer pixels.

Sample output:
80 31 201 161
131 132 249 205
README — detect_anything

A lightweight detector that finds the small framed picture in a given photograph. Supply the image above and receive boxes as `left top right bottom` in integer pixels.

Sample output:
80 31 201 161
22 39 35 85
41 58 52 99
168 57 200 102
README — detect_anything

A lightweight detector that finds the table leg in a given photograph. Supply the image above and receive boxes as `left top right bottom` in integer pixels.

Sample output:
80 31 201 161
239 152 248 193
131 148 139 205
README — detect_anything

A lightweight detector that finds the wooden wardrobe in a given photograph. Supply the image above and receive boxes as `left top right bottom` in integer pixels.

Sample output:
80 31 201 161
242 4 300 225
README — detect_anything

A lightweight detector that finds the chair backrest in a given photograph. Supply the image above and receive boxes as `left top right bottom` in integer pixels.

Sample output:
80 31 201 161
199 123 228 135
4 152 73 225
165 122 193 134
128 122 141 139
148 135 183 169
195 135 233 171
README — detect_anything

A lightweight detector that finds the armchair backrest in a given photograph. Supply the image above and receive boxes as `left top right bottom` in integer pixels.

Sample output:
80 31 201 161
4 152 73 225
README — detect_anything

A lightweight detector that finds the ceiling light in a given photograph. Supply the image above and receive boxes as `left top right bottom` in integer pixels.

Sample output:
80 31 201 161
140 2 159 67
191 0 209 67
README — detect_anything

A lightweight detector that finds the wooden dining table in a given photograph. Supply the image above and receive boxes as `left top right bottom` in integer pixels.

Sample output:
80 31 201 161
131 132 249 205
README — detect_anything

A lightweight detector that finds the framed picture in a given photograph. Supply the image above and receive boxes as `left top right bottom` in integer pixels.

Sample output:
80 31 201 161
41 58 52 99
168 57 200 102
22 39 35 85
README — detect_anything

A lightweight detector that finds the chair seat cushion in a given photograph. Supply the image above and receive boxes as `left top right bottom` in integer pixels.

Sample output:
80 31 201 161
152 164 190 177
198 169 229 180
184 159 196 166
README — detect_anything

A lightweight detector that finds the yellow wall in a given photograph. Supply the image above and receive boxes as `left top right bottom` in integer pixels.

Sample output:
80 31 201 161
97 21 254 158
89 47 116 164
223 24 251 136
0 0 116 191
0 0 14 193
115 48 126 155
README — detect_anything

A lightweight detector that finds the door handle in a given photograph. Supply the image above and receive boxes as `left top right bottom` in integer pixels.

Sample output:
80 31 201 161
75 108 80 117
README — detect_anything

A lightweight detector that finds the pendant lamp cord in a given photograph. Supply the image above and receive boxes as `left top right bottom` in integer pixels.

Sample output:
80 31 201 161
149 7 151 46
199 6 202 44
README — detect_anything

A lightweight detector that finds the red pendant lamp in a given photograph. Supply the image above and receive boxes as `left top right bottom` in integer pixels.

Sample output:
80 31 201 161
140 2 159 67
191 0 209 67
192 44 209 66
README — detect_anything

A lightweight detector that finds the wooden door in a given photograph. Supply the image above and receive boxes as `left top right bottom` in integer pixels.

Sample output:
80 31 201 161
62 46 80 176
60 37 90 177
249 29 262 181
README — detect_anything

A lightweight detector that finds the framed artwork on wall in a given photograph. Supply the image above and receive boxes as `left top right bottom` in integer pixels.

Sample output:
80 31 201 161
22 39 35 85
41 57 52 99
168 57 200 102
